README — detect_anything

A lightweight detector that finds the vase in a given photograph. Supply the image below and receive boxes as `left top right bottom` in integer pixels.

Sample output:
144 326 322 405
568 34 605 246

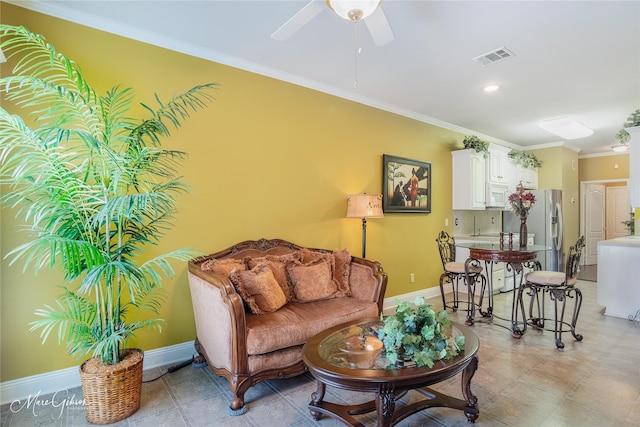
519 216 528 247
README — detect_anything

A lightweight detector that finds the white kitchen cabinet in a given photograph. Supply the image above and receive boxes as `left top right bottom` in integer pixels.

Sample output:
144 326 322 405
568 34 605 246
487 145 510 185
516 165 538 189
505 157 517 193
452 149 486 210
597 236 640 319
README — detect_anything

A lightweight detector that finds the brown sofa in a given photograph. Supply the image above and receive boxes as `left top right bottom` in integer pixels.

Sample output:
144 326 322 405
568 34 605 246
187 238 388 415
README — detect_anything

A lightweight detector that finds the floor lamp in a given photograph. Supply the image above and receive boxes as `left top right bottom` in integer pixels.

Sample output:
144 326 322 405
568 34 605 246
346 194 383 258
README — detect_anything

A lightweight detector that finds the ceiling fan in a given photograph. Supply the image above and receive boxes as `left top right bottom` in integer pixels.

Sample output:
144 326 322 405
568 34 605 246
271 0 395 46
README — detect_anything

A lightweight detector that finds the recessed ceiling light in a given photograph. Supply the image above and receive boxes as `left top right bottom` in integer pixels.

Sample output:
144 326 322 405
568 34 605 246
484 85 500 92
612 144 628 153
538 117 593 140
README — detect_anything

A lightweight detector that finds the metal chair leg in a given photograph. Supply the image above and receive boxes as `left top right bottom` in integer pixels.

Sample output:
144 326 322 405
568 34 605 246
568 288 584 342
439 273 448 310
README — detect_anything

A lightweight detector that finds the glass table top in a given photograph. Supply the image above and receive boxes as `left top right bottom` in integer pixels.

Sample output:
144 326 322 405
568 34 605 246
318 321 386 369
456 242 551 252
316 320 468 370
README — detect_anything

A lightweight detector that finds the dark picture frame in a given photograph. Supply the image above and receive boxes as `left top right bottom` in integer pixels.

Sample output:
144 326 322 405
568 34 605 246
382 154 431 213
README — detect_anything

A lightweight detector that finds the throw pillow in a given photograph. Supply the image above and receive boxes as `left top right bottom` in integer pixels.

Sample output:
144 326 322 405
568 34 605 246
299 248 331 264
332 248 352 296
244 253 302 302
287 259 339 303
230 263 287 315
200 258 246 276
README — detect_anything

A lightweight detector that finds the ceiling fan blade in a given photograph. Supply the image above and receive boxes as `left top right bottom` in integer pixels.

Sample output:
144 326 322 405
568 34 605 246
271 0 325 41
364 7 395 46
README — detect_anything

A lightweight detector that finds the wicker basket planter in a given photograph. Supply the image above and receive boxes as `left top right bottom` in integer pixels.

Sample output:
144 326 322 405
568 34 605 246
79 349 144 424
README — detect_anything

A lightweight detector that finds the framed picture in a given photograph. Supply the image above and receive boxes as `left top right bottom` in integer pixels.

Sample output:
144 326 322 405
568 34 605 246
382 154 431 213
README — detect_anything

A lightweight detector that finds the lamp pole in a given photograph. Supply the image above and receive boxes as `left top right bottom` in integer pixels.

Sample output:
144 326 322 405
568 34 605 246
361 217 368 258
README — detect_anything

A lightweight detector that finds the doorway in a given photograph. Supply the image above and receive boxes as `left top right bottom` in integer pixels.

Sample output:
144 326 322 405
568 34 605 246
580 179 629 265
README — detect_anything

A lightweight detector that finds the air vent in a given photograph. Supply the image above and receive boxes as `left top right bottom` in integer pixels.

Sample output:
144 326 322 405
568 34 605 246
473 47 515 66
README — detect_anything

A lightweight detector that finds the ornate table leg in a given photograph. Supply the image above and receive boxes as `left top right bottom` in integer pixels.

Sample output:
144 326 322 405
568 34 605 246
309 380 326 420
477 261 494 318
461 354 479 423
508 262 526 338
376 383 396 427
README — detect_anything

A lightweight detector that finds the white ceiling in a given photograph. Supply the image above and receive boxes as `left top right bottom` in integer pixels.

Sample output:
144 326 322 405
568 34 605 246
7 0 640 156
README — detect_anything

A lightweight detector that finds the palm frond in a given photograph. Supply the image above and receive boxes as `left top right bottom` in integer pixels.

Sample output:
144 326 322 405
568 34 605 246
7 236 106 279
136 83 218 145
30 289 97 358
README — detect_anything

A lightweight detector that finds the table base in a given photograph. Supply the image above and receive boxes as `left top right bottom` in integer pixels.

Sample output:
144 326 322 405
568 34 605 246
465 257 538 338
308 356 479 427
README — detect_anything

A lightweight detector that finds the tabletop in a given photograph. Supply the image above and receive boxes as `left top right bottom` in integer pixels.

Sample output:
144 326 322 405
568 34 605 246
456 242 551 252
302 319 479 383
456 243 551 263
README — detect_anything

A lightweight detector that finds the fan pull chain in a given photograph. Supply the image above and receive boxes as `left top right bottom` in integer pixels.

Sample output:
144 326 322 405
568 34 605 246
354 19 361 92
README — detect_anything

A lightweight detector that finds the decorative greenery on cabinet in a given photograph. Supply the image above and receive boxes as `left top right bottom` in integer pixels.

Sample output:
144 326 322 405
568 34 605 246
615 109 640 143
462 135 489 158
507 149 543 168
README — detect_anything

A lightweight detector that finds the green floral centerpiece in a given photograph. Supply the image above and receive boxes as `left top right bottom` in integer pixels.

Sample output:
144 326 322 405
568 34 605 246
378 297 464 368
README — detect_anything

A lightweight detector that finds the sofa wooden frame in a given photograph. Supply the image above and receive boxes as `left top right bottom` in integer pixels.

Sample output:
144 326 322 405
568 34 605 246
187 238 388 415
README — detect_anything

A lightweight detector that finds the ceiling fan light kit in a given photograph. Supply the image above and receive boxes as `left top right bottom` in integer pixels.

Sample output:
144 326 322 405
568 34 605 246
538 117 594 140
327 0 382 21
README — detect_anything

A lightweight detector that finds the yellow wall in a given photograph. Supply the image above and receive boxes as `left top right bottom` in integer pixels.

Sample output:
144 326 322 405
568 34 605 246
0 4 466 380
578 154 629 182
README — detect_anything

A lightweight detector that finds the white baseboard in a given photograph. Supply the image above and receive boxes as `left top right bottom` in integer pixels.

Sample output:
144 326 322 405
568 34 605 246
0 341 195 405
1 287 442 406
382 286 441 312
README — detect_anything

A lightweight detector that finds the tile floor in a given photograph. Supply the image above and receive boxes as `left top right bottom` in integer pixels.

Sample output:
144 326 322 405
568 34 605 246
3 280 639 426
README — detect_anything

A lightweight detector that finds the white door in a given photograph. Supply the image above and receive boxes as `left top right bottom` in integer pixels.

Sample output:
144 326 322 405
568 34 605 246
606 186 629 239
585 184 605 265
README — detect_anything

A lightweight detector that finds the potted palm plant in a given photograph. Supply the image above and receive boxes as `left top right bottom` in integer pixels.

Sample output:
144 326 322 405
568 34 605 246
0 25 217 423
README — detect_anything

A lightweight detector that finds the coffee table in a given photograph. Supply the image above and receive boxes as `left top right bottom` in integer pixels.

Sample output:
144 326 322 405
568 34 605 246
302 319 480 426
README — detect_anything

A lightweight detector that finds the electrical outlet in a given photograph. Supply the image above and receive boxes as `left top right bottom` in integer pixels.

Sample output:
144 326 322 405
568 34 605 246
410 273 415 283
445 218 449 226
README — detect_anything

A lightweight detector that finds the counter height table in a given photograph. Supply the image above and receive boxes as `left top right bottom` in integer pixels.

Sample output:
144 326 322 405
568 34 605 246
457 242 550 338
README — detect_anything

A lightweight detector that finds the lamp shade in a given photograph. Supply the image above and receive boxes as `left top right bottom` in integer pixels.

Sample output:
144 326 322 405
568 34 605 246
327 0 382 21
346 194 383 218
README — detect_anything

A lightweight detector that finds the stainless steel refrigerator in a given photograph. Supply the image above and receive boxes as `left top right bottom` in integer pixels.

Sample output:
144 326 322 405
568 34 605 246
502 189 564 272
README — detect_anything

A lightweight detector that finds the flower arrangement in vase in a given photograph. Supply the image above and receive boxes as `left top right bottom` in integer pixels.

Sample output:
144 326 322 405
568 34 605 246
508 182 536 247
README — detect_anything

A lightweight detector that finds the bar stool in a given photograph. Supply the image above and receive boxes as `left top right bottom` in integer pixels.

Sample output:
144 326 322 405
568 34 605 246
522 236 585 349
436 231 486 316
